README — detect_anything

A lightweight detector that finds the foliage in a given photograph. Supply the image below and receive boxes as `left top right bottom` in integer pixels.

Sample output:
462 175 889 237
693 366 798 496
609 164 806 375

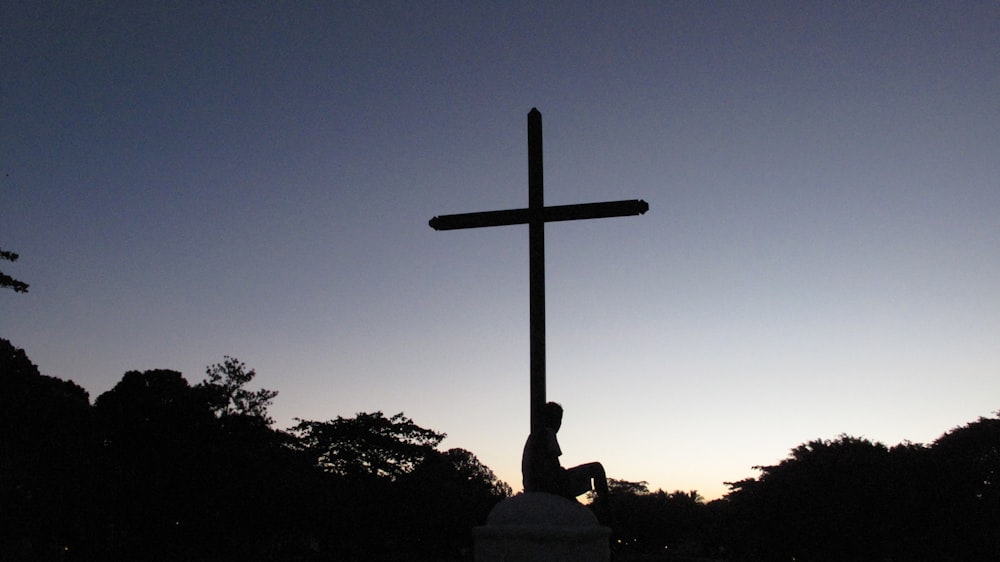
927 414 1000 557
0 338 91 559
199 355 278 424
719 427 1000 561
602 479 711 559
721 436 900 560
291 411 445 480
0 248 29 293
609 478 651 496
290 413 508 559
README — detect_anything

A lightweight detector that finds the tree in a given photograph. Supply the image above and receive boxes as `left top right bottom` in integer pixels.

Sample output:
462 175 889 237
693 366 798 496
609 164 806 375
716 433 993 561
433 447 513 500
599 479 711 557
291 411 445 480
94 369 216 447
394 448 512 557
289 411 447 558
290 412 514 560
607 478 650 496
198 356 278 425
0 339 92 558
929 414 1000 558
92 366 313 560
721 435 903 561
0 248 29 293
93 369 221 559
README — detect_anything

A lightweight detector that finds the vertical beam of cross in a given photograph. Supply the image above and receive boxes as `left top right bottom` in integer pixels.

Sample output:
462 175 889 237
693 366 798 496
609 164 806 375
528 108 546 435
429 108 648 436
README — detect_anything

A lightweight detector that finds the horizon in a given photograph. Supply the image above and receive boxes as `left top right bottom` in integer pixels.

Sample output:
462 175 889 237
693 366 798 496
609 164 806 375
3 335 994 501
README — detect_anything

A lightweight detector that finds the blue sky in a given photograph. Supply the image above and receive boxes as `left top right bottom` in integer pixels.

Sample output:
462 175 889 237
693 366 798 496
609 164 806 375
3 2 998 499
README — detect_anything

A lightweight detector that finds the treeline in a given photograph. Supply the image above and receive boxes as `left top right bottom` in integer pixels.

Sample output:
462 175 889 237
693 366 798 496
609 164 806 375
3 338 998 561
1 339 510 561
607 420 999 561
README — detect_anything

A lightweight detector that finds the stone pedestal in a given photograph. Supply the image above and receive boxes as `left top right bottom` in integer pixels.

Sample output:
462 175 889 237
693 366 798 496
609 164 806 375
473 492 610 561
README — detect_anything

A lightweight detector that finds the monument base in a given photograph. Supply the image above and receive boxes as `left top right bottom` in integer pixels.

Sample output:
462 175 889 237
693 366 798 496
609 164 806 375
473 492 611 562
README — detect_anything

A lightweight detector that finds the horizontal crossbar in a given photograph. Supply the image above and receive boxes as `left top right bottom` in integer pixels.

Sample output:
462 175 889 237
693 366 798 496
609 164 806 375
429 199 648 231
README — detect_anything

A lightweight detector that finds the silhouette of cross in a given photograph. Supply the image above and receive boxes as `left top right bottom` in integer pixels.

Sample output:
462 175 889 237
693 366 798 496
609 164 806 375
430 108 648 435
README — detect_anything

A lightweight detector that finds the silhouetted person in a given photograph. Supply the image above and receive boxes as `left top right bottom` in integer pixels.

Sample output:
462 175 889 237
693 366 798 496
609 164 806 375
522 401 611 524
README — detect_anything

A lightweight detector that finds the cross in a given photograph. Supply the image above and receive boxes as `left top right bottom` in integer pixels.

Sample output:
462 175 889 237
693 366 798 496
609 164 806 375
430 108 648 435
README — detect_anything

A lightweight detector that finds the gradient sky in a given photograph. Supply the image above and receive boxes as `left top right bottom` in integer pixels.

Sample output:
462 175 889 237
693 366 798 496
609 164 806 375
3 2 998 500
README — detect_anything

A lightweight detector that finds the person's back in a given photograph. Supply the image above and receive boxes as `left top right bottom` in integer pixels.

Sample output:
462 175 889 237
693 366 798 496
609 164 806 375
522 425 566 494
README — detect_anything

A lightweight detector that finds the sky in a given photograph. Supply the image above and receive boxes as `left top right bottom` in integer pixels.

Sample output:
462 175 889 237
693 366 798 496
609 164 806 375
2 2 998 501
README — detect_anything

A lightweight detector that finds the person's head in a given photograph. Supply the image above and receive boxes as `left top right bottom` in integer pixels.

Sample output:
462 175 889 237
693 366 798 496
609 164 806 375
543 401 563 431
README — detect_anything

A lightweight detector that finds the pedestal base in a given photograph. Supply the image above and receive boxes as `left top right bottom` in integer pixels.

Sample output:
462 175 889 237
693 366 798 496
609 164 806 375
473 492 611 562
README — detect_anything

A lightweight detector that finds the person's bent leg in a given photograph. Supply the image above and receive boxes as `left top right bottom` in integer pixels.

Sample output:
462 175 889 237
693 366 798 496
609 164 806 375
589 462 608 499
565 462 612 525
581 462 612 526
566 463 598 497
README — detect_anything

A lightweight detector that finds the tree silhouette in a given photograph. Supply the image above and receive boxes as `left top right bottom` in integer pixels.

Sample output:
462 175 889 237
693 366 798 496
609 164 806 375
929 415 1000 558
393 448 512 557
93 369 222 558
291 411 445 480
199 356 278 424
290 412 511 559
719 422 1000 561
0 248 29 293
598 479 712 558
722 436 908 561
0 339 91 558
89 365 316 559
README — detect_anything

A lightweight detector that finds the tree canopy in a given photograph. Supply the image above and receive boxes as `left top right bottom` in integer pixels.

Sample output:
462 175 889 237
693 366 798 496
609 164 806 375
199 356 278 423
719 428 1000 561
292 411 445 480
